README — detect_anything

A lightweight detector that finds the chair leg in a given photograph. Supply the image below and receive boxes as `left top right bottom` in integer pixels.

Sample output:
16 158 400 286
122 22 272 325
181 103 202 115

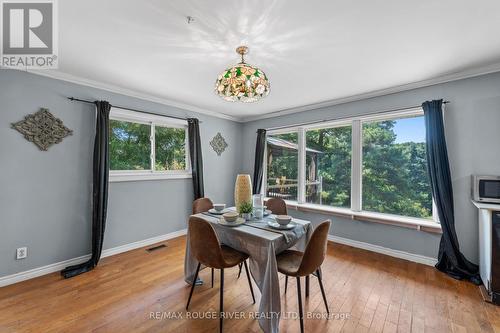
296 277 304 333
316 269 329 314
284 275 288 294
237 262 243 279
220 268 224 333
211 268 214 288
186 262 201 311
305 275 310 297
243 260 255 304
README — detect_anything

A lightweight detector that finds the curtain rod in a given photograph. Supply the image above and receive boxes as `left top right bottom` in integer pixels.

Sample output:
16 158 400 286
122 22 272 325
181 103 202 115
261 101 450 132
67 97 198 122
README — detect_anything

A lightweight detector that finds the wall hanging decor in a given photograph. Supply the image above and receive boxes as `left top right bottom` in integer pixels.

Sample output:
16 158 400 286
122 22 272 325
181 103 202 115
11 108 73 151
210 132 228 156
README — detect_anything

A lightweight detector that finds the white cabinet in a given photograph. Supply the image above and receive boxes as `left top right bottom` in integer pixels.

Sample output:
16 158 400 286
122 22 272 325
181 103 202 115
472 201 500 305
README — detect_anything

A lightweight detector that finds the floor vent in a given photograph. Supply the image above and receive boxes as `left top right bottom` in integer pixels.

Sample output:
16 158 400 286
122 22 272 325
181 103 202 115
146 244 167 252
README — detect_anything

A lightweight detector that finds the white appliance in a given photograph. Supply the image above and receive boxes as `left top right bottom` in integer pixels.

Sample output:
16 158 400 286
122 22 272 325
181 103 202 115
472 200 500 305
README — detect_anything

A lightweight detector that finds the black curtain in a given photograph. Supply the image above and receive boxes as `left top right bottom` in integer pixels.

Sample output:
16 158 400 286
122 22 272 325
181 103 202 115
423 99 480 284
188 118 204 200
61 101 111 279
252 129 267 194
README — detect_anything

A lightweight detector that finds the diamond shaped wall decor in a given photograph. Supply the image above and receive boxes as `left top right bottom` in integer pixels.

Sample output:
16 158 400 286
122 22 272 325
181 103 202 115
210 132 228 156
11 108 73 151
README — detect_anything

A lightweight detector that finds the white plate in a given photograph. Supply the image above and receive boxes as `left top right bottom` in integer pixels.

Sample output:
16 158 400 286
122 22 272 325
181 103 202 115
209 208 227 215
267 220 296 230
219 217 245 227
263 209 272 216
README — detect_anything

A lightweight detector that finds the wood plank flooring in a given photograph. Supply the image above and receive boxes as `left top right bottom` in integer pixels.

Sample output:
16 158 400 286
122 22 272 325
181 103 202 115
1 236 499 332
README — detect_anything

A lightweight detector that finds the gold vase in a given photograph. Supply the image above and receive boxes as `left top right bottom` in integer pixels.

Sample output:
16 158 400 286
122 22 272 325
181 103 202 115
234 174 252 212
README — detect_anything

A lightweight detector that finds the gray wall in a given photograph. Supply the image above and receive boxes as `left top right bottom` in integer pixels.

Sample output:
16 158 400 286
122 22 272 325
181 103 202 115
241 72 500 262
0 69 242 277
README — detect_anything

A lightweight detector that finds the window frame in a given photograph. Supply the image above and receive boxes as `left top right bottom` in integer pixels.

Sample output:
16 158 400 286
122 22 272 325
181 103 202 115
109 108 191 182
263 107 440 226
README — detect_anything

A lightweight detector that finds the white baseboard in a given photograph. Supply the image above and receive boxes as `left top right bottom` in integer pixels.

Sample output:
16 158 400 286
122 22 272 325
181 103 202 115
328 235 438 267
0 230 435 287
0 228 187 288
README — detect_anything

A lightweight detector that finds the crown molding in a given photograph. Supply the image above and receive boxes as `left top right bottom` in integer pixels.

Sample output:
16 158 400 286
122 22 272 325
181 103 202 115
25 69 242 122
241 62 500 122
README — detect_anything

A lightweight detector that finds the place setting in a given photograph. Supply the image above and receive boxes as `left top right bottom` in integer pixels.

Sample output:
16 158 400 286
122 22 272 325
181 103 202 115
266 215 297 230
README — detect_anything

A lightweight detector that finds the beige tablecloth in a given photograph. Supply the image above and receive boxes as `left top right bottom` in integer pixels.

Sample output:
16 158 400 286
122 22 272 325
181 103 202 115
184 210 312 333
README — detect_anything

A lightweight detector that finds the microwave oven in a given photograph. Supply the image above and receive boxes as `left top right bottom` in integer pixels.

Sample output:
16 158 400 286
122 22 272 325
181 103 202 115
472 175 500 204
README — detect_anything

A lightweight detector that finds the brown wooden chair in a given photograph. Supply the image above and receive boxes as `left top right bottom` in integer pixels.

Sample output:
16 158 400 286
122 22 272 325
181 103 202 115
192 197 214 215
277 220 331 333
192 197 245 285
186 216 255 333
266 197 288 215
191 197 216 286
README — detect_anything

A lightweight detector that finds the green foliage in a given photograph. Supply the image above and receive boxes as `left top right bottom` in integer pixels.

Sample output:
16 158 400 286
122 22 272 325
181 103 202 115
306 126 352 208
109 120 186 172
238 201 253 214
362 120 432 218
155 126 186 171
109 120 151 170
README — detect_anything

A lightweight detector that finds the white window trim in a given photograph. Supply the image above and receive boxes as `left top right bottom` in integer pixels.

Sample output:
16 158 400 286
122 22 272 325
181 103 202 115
265 107 441 229
109 108 192 182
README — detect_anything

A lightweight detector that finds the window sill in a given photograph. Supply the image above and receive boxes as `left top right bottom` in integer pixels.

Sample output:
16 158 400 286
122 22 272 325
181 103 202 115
109 172 192 182
280 201 442 234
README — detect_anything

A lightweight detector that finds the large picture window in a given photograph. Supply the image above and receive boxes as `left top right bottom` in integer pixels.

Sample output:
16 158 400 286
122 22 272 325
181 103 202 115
263 108 437 223
109 108 190 182
362 116 432 219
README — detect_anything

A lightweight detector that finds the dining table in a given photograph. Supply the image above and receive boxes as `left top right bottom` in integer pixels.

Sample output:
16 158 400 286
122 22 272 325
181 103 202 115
184 207 312 333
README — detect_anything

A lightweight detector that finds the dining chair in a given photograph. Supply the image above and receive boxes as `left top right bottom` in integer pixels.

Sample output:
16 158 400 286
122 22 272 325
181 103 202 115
276 220 331 333
192 197 244 285
186 216 255 333
192 197 214 215
266 197 288 215
191 197 217 287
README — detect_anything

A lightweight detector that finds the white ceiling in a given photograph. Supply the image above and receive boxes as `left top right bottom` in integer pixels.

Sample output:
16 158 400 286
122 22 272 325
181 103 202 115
47 0 500 120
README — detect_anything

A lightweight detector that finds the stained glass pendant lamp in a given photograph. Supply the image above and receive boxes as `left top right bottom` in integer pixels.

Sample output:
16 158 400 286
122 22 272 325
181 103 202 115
215 46 270 103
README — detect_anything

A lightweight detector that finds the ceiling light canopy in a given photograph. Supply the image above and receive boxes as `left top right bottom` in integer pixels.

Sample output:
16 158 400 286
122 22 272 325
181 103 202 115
215 46 270 103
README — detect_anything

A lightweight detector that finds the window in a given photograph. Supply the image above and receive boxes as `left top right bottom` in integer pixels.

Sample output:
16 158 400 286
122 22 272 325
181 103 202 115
109 108 190 182
155 125 186 171
263 108 438 223
110 120 151 171
305 125 351 208
362 116 432 219
265 132 299 201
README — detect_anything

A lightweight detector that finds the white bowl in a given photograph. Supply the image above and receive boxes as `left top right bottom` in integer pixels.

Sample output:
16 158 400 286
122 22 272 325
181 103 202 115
275 215 292 226
213 204 226 212
223 212 238 222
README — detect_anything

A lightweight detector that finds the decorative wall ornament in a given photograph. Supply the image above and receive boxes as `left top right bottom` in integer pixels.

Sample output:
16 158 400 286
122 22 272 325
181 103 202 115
11 108 73 151
210 132 228 156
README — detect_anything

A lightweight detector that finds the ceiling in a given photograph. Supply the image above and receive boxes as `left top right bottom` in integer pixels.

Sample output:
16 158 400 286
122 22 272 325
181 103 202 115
45 0 500 120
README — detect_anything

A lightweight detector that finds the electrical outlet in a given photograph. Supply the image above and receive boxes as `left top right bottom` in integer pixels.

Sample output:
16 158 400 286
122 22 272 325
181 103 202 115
16 247 27 260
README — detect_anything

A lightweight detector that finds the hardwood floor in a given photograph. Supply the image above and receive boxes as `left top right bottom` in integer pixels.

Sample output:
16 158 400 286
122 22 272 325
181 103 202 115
1 236 499 333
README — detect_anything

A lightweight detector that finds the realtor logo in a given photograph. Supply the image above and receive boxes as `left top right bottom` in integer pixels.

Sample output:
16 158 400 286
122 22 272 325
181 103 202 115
1 0 58 68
